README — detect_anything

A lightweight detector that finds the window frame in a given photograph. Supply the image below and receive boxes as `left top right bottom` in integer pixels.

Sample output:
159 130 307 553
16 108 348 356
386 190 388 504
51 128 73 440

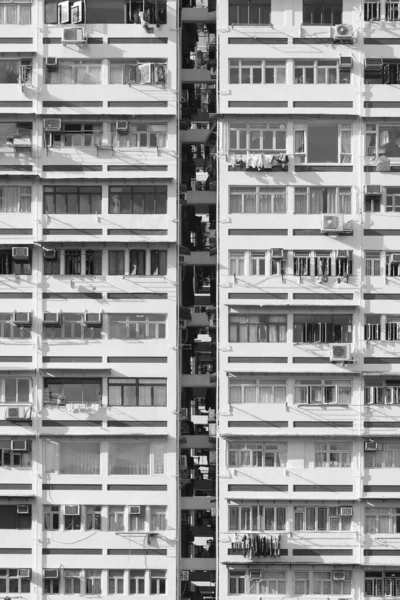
294 123 352 165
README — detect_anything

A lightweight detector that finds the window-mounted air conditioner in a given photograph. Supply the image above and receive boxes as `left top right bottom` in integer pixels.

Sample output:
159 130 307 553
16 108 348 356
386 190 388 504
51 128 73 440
330 343 351 362
365 58 383 72
17 569 30 578
180 408 189 419
44 118 61 131
11 440 28 452
333 571 346 581
339 56 353 69
333 24 353 42
45 57 58 69
17 505 30 514
392 254 400 264
84 313 102 326
321 214 344 233
271 248 284 259
13 312 31 326
43 248 58 260
180 571 190 582
116 120 129 132
62 27 86 44
12 247 29 260
43 312 61 325
365 440 378 451
64 505 80 516
43 569 59 579
129 506 141 515
340 506 353 517
6 406 28 421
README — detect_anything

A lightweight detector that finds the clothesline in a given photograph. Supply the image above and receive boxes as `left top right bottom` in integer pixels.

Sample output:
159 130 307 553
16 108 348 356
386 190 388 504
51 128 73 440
231 533 281 559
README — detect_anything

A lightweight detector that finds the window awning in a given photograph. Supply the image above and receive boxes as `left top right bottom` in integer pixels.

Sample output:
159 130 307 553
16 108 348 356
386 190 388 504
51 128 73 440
0 429 35 437
221 432 356 438
40 369 111 378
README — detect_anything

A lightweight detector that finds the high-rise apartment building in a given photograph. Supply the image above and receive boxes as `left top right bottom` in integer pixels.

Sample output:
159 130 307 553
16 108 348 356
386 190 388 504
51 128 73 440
2 1 400 600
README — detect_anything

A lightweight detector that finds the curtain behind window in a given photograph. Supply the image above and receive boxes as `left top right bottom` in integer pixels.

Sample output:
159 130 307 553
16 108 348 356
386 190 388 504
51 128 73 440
108 442 150 475
59 440 100 474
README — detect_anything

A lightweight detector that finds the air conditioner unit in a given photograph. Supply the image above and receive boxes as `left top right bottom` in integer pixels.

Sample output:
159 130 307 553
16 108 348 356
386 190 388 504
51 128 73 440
62 27 86 44
116 120 129 132
339 56 353 69
64 505 80 515
17 505 30 514
333 24 353 42
13 138 31 148
180 455 188 467
330 343 351 362
11 440 28 452
17 569 30 578
321 214 344 233
365 58 383 71
43 569 59 579
180 571 190 582
6 406 28 421
45 57 58 69
13 312 31 326
180 408 189 419
392 254 400 263
129 506 141 515
43 248 58 260
333 572 346 581
340 507 353 517
44 118 62 131
84 313 102 326
271 248 284 259
365 440 378 451
12 247 29 260
44 312 61 325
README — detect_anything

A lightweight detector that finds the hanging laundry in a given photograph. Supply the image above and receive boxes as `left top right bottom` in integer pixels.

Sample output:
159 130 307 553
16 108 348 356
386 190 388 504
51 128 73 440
380 129 389 146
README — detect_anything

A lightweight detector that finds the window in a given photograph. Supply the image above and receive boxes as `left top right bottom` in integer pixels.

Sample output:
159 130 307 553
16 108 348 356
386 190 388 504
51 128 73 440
108 314 166 340
229 251 244 276
365 315 381 341
294 506 352 531
64 570 81 594
229 505 286 531
109 250 125 275
44 379 102 405
364 0 380 20
43 313 102 340
0 313 30 338
45 123 102 148
43 186 102 214
46 60 102 84
294 187 351 214
108 378 167 407
294 60 350 84
126 1 167 26
0 2 31 25
229 378 286 405
0 569 30 594
0 122 31 145
229 186 286 214
228 0 271 24
313 571 351 595
365 507 400 534
44 575 59 594
228 441 287 467
229 570 246 594
365 442 400 468
294 572 310 595
365 384 400 405
129 506 145 531
44 250 60 275
128 249 168 276
150 571 166 595
65 250 81 275
111 122 167 148
44 505 60 530
314 252 332 277
365 61 400 84
249 571 286 595
86 506 102 530
86 570 102 595
108 441 165 475
0 440 31 467
109 62 167 86
0 60 31 84
129 571 145 595
44 440 101 475
229 313 287 342
271 251 287 276
250 252 266 275
365 193 381 212
314 442 352 467
366 251 381 276
294 379 351 405
386 253 400 277
366 124 400 160
109 571 124 595
303 0 342 24
365 572 400 597
293 314 353 343
86 250 103 275
294 252 311 276
387 0 400 21
150 250 167 276
0 505 31 530
64 505 81 530
229 60 285 84
229 122 286 152
386 188 400 212
150 506 167 531
0 186 31 213
295 124 351 164
0 378 30 403
109 506 125 531
0 248 31 276
109 186 167 214
336 250 353 276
